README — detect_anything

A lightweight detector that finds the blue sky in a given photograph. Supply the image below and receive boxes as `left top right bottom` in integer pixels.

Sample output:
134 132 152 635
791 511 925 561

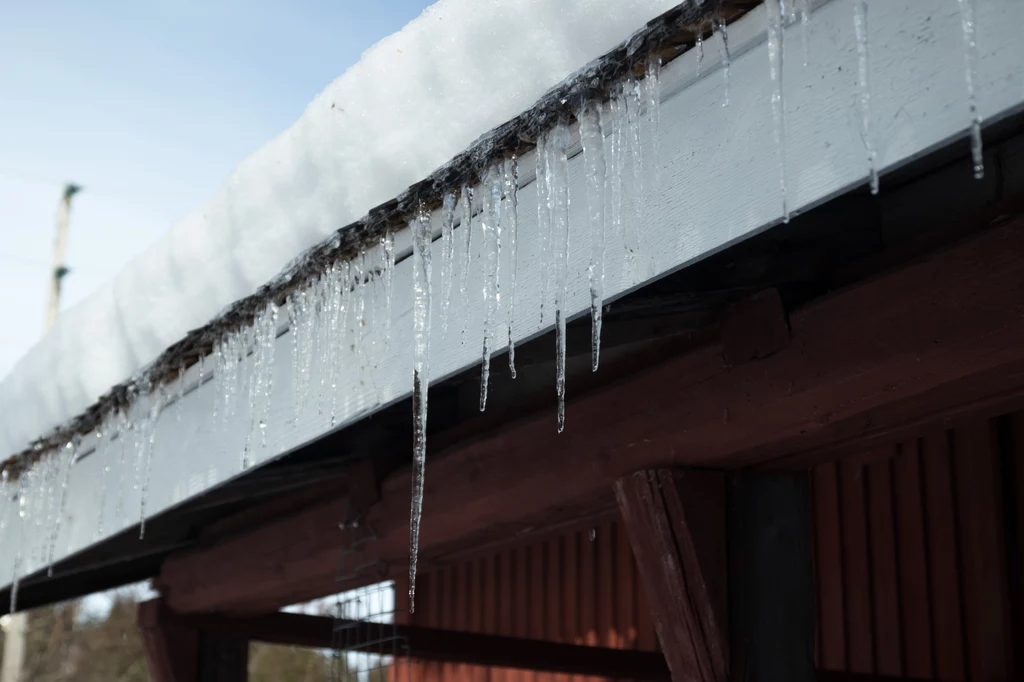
0 0 433 377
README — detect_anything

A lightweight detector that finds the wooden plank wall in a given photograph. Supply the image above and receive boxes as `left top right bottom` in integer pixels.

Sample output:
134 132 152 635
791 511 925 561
394 518 659 682
390 414 1023 682
813 414 1024 681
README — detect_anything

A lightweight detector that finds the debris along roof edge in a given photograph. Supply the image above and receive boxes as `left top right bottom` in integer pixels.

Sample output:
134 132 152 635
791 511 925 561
0 0 751 475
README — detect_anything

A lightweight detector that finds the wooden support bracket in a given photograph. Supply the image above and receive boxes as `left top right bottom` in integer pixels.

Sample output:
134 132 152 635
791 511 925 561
138 599 247 682
614 469 729 682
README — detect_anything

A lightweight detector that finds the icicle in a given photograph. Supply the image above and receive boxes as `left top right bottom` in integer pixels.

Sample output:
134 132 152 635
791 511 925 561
138 390 164 540
765 0 790 222
608 90 625 250
713 16 732 106
175 365 186 423
458 186 474 345
549 123 572 433
440 192 457 338
854 0 879 194
696 31 705 77
259 303 279 448
536 133 552 325
211 341 223 425
95 415 114 539
114 407 130 526
0 469 9 541
10 474 29 613
504 156 520 380
408 206 433 614
383 229 396 352
797 0 811 68
479 164 503 412
47 437 78 574
956 0 984 179
288 296 301 423
330 262 351 426
644 56 662 179
624 80 645 277
580 102 607 373
354 252 368 367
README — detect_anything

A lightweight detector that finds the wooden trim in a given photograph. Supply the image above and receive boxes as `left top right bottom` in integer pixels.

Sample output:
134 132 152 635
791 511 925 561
152 608 673 682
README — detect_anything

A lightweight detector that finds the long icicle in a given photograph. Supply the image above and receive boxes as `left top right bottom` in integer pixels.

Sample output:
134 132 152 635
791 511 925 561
47 438 77 575
504 156 520 379
458 186 474 345
956 0 984 179
580 101 607 372
765 0 790 222
536 133 552 324
549 123 571 433
383 230 396 351
440 192 457 338
408 206 433 614
854 0 879 194
479 164 503 412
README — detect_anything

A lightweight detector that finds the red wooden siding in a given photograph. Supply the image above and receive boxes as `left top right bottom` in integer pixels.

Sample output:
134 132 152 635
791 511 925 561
391 414 1022 682
395 518 658 682
812 417 1020 681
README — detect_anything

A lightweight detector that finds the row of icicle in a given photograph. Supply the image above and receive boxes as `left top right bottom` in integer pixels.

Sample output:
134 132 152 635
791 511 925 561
0 0 990 614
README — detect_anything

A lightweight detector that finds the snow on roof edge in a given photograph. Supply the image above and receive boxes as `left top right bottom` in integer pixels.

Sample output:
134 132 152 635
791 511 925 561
1 0 752 474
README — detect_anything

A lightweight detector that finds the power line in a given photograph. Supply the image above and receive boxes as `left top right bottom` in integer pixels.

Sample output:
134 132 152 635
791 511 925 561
0 168 198 202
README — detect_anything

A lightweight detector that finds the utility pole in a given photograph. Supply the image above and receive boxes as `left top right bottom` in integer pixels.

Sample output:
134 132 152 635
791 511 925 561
1 182 80 682
45 183 80 331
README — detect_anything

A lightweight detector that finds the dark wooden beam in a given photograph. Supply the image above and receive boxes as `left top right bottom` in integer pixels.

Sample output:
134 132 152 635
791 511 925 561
139 599 248 682
728 473 815 682
149 608 672 682
138 599 200 682
160 218 1024 613
614 469 728 682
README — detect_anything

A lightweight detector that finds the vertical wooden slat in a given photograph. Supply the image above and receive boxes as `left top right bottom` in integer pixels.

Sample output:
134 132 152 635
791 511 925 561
497 549 513 682
839 459 874 675
813 462 847 672
531 543 547 682
474 558 485 682
517 544 533 682
636 547 657 653
597 521 616 650
585 528 598 679
892 441 933 680
548 536 568 682
561 531 580 682
867 457 903 677
615 521 637 651
482 555 497 682
921 430 967 682
453 564 468 682
1009 414 1024 681
954 422 1012 682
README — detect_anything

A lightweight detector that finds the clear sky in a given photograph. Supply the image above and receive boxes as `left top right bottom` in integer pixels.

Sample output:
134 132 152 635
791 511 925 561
0 0 434 378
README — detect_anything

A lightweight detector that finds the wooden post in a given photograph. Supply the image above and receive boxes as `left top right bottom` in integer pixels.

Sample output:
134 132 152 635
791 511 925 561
614 469 729 682
138 599 248 682
728 472 814 682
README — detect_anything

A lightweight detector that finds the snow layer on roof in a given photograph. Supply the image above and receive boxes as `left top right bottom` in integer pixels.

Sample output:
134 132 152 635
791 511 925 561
0 0 681 458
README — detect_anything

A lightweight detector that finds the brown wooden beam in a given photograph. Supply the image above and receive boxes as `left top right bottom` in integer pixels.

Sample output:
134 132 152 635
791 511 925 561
149 607 673 682
138 599 248 682
729 473 815 682
160 218 1024 613
615 469 728 682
